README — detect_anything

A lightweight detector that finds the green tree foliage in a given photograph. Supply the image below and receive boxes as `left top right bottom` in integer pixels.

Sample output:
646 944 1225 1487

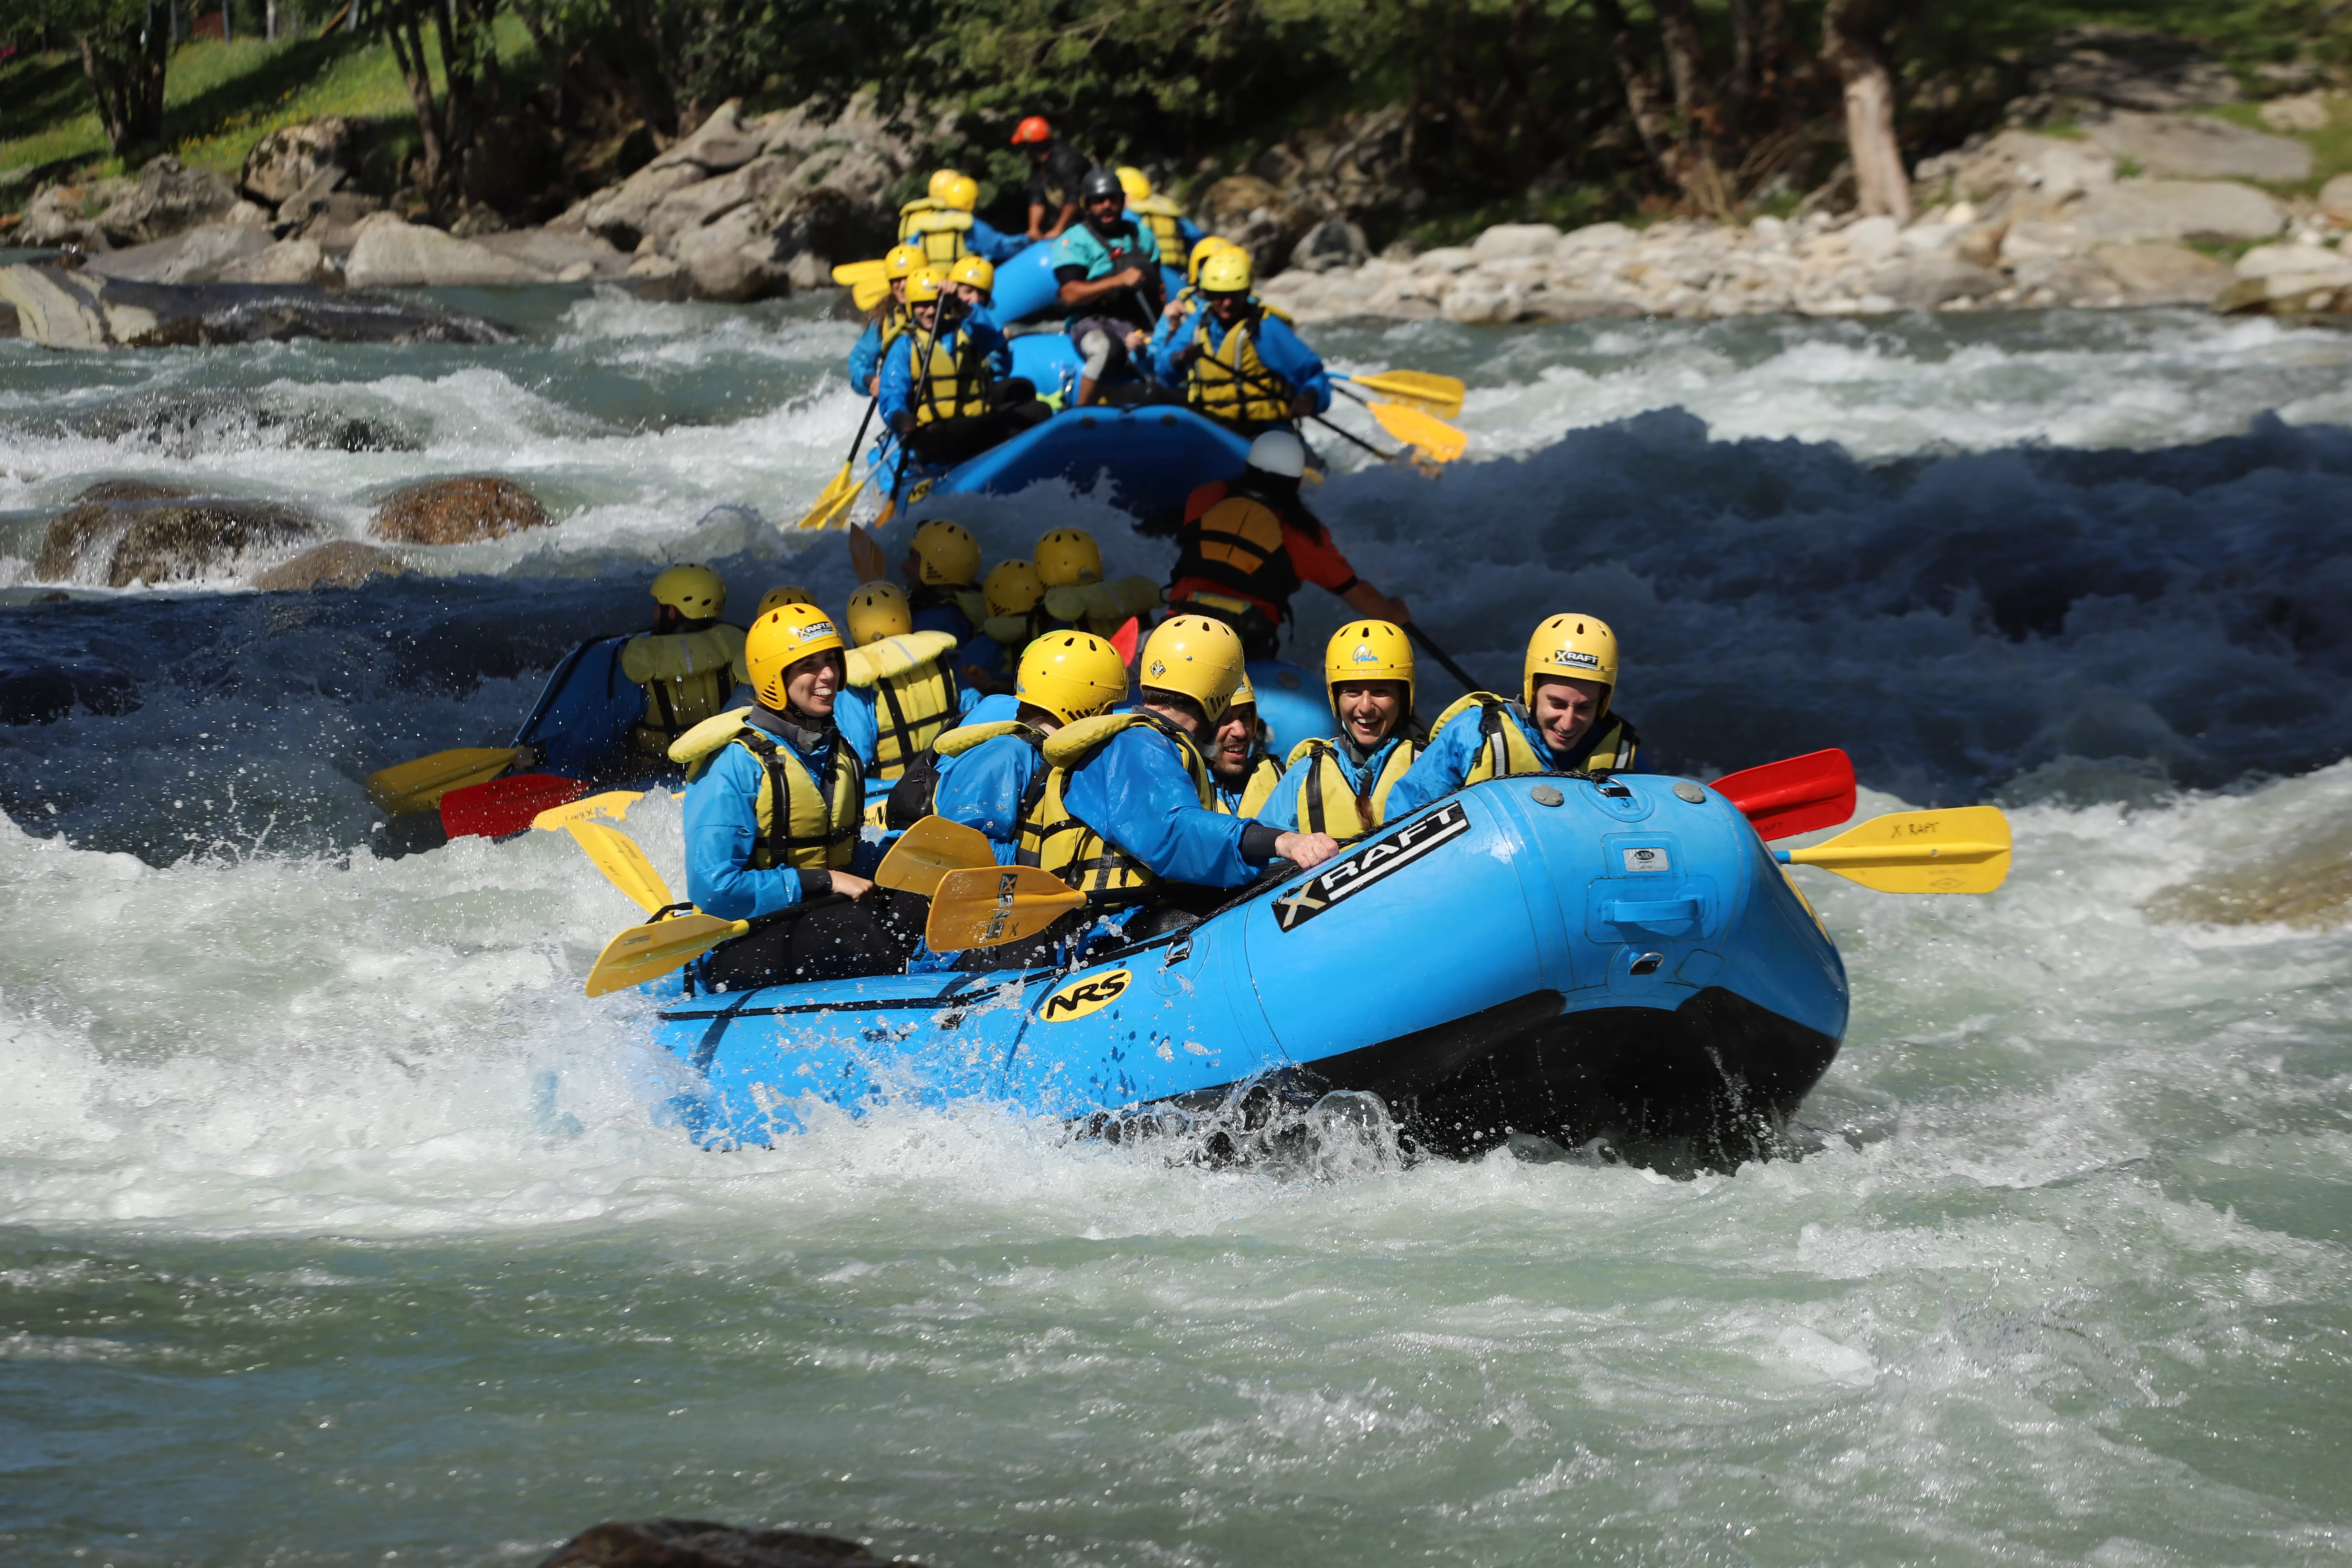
1 0 169 154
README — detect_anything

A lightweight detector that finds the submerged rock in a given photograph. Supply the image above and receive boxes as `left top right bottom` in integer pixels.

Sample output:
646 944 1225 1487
538 1519 910 1568
0 264 510 349
253 540 405 591
37 496 322 586
0 657 140 724
370 476 553 545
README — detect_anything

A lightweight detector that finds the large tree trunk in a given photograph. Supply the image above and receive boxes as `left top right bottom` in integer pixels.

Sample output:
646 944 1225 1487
74 3 169 156
1822 0 1911 223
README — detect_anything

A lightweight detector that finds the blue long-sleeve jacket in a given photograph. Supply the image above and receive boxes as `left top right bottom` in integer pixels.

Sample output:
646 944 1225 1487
1383 705 1646 821
824 686 884 772
683 716 879 920
847 318 886 394
1255 735 1413 831
1152 307 1331 413
1062 724 1263 889
877 314 1013 427
931 695 1035 864
969 217 1029 264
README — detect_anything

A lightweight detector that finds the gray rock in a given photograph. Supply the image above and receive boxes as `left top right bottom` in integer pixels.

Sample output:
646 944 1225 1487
2259 93 2331 133
472 228 631 280
0 263 510 349
1873 253 2006 309
1289 218 1368 274
2011 27 2239 121
1556 222 1637 255
15 179 131 249
1197 174 1308 277
2093 242 2235 303
647 99 770 176
96 156 241 247
1521 292 1644 323
582 162 706 251
1472 222 1562 260
2084 112 2312 182
1924 130 2116 205
536 1517 906 1568
275 163 346 229
2234 242 2352 282
37 494 320 586
240 118 359 205
2070 179 2285 242
2320 173 2352 223
371 476 553 545
1438 273 1525 324
1411 246 1480 275
344 216 555 288
671 202 787 302
219 237 339 287
83 222 271 285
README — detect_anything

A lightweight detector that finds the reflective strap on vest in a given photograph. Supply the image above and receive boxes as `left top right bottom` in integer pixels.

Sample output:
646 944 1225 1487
1186 310 1290 425
913 329 992 427
1018 712 1213 905
867 654 961 779
1444 694 1638 782
730 729 863 871
634 663 734 755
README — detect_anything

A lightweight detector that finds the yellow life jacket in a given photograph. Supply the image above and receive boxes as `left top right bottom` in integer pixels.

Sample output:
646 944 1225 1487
875 300 913 359
896 196 943 236
1185 306 1291 426
1018 711 1214 905
620 625 747 758
845 631 963 781
902 325 993 427
1130 194 1187 262
1214 751 1284 819
1281 734 1420 840
1431 693 1641 782
670 708 862 871
900 207 972 265
1040 574 1163 637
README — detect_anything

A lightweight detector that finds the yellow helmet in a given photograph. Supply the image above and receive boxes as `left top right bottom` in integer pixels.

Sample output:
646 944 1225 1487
650 562 725 619
909 518 981 586
846 582 914 646
904 267 947 304
756 583 816 617
948 253 995 294
1187 235 1234 285
744 602 846 708
1115 165 1152 203
1325 619 1415 716
940 173 980 212
884 243 926 280
1138 614 1245 724
1035 527 1102 588
1228 669 1256 712
985 559 1045 618
1199 248 1253 295
1016 631 1129 723
1522 613 1620 706
926 168 962 201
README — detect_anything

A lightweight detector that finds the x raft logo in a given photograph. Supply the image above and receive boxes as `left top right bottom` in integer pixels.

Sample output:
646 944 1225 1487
1039 968 1131 1022
1272 800 1471 932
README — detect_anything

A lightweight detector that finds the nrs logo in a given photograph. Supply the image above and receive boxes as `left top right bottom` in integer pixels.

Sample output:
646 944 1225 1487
1039 968 1132 1022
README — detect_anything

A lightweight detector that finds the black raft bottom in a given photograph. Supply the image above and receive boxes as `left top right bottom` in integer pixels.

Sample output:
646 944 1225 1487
1298 986 1842 1169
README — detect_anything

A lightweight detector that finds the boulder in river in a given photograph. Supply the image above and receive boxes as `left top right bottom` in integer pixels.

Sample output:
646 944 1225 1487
344 214 556 288
240 117 361 206
37 494 322 586
82 220 274 285
0 657 140 725
96 156 243 247
219 237 340 287
253 540 406 591
0 263 510 349
370 476 553 545
537 1519 912 1568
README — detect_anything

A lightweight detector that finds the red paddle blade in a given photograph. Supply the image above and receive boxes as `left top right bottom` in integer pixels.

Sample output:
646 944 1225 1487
1109 616 1140 666
441 773 586 840
1709 748 1856 841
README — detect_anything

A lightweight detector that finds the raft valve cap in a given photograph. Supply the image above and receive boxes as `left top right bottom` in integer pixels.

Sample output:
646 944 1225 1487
1674 781 1707 803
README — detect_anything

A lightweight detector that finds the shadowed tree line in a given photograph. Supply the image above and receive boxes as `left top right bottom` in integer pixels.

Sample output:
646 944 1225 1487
4 0 2344 227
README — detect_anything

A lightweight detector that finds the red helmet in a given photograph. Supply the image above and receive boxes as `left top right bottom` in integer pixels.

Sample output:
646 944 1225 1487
1011 115 1052 146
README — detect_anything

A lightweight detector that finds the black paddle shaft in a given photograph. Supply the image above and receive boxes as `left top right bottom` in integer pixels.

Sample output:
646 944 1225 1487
1406 623 1487 695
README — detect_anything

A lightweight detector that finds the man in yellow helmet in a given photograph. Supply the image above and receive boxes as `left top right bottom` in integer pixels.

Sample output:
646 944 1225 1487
1116 166 1202 276
1153 247 1330 435
837 580 980 782
900 518 988 643
1259 621 1420 840
674 601 913 989
880 268 1047 468
847 243 928 396
1011 615 1341 942
1146 235 1237 367
914 629 1131 862
618 564 749 762
1383 613 1645 822
1205 671 1284 818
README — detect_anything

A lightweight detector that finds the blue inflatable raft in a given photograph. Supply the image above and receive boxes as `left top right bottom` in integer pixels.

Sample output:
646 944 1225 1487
895 404 1251 524
643 772 1848 1164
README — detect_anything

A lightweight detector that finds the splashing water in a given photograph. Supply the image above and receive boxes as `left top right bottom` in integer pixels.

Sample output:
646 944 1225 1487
3 294 2350 1565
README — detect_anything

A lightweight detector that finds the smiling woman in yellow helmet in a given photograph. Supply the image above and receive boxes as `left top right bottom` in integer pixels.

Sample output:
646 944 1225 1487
998 614 1343 954
673 600 917 990
1381 613 1644 822
845 242 929 396
619 564 749 761
1257 620 1421 840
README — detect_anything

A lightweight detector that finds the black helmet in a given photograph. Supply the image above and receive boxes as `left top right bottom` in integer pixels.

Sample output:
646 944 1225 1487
1079 166 1125 203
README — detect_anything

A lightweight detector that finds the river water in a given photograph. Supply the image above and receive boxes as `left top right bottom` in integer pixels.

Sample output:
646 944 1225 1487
3 294 2350 1565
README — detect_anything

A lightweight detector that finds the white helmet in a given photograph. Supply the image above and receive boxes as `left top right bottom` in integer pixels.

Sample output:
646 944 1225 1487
1245 429 1306 479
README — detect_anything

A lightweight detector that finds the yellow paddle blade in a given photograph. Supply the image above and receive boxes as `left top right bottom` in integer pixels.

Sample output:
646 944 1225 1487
851 277 891 312
585 911 749 997
1785 806 2012 894
1368 401 1467 463
876 815 998 898
796 462 862 531
831 259 887 287
531 789 645 831
1348 369 1465 418
565 820 675 915
849 522 890 583
926 865 1087 951
365 747 517 815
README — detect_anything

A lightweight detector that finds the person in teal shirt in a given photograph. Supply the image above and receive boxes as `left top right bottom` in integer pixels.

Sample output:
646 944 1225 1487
1051 167 1162 406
